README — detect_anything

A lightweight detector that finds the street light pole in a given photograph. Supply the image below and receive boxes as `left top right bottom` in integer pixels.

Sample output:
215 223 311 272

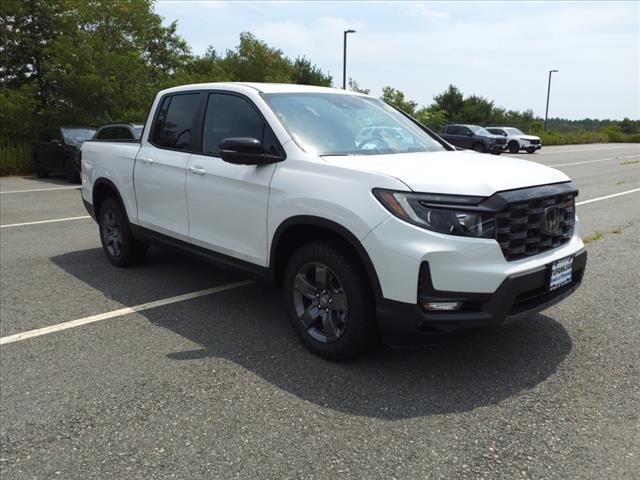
544 69 559 131
342 29 356 89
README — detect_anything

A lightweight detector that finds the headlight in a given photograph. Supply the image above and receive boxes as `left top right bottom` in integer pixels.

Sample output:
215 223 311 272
373 189 495 238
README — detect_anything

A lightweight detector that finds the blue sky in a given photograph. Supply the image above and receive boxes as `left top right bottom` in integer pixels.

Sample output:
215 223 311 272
154 1 639 120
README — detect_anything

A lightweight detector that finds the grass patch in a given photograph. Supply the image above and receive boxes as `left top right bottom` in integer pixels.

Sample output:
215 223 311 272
0 141 33 176
620 159 640 166
611 228 622 234
582 230 604 244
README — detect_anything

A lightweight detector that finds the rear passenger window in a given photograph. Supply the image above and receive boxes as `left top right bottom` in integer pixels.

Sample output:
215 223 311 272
202 93 282 157
97 128 113 140
153 93 201 150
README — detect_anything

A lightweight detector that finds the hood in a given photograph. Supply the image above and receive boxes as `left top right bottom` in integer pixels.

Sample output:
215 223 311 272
322 150 569 197
519 134 540 141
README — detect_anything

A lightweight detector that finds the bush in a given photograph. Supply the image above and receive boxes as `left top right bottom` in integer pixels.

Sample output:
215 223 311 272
0 141 33 176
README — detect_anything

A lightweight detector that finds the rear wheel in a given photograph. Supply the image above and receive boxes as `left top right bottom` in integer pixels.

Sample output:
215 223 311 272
64 157 80 183
508 141 520 153
283 242 374 361
472 142 485 153
98 198 148 267
33 155 49 178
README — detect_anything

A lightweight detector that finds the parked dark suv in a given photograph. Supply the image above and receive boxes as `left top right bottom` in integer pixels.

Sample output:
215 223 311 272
440 124 507 154
32 126 96 182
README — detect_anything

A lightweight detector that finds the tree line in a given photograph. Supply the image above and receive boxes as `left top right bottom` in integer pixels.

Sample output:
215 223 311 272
1 0 638 153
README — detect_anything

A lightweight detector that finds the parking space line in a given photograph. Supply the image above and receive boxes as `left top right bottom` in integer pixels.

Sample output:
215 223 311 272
576 188 640 206
0 280 254 346
549 155 638 168
0 186 80 194
0 216 91 229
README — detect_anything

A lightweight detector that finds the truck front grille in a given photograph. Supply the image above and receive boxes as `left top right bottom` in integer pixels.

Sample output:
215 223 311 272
495 138 507 145
496 193 575 261
529 139 541 145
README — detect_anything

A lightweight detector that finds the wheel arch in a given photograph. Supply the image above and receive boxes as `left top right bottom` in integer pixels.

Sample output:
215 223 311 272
92 178 129 221
270 216 383 301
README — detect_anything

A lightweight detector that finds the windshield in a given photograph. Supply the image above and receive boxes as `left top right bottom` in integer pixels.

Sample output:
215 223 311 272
263 93 446 156
469 126 493 136
505 127 525 136
61 128 96 145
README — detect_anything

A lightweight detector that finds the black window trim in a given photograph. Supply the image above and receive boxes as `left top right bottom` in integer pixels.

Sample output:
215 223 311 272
146 89 286 160
194 90 287 160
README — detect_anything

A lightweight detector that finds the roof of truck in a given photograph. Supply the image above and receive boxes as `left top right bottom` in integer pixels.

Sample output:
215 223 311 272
160 82 370 96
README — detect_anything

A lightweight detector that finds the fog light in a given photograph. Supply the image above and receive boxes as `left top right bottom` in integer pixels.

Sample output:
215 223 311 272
422 301 463 311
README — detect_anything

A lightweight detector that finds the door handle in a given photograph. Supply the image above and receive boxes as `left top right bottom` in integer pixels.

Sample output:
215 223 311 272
140 157 154 165
189 166 206 175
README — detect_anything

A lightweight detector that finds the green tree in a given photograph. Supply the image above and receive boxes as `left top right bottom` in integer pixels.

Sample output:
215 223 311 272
348 78 370 94
290 56 332 86
381 86 418 116
432 84 464 121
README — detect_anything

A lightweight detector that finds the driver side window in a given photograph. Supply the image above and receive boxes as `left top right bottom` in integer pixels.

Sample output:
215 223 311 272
202 93 281 157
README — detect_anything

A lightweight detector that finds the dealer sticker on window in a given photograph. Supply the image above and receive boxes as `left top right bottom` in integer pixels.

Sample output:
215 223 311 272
549 255 574 291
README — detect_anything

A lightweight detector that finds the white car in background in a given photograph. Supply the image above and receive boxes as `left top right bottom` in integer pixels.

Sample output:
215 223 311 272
486 127 542 154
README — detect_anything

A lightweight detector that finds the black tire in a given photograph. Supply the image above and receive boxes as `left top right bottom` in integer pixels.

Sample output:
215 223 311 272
63 156 80 183
526 147 536 154
472 142 485 153
283 242 375 361
98 197 148 267
33 155 49 178
508 141 520 154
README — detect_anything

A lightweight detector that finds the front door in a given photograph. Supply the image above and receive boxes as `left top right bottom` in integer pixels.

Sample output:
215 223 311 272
186 93 281 266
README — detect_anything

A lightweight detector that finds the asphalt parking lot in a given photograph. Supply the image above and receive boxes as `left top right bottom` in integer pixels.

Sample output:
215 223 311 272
1 143 639 479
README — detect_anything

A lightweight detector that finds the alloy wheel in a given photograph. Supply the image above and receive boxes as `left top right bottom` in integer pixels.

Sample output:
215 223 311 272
102 210 123 258
292 262 349 343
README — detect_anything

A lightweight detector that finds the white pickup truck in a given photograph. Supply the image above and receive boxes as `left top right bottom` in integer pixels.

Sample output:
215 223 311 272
81 83 586 360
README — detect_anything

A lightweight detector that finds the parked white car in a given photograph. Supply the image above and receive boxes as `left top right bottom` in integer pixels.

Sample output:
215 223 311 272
486 127 542 154
81 83 585 360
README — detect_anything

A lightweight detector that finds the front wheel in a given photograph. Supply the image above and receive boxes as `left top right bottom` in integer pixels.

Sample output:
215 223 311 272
526 147 536 154
98 198 148 267
472 142 485 153
283 242 374 361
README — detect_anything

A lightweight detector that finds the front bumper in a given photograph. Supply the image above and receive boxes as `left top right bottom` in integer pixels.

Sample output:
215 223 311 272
489 143 507 153
377 249 587 345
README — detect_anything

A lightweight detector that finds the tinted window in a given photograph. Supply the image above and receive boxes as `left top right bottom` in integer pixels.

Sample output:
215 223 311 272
154 93 201 150
202 93 275 157
151 97 170 144
117 127 133 139
97 128 114 140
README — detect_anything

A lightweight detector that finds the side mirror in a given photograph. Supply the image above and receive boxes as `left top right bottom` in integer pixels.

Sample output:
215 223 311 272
466 131 473 137
50 138 62 145
219 137 284 165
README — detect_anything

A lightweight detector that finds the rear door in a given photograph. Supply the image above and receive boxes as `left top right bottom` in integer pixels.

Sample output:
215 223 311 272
185 92 281 265
134 92 202 240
